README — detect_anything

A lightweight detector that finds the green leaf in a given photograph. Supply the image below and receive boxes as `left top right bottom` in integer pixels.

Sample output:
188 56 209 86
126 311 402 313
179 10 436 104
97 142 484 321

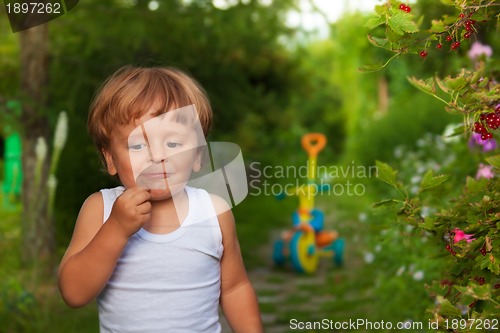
478 77 490 88
430 19 446 33
485 155 500 169
455 283 492 301
365 15 385 29
421 217 436 231
408 77 436 95
465 176 489 195
442 14 457 25
488 254 500 275
367 34 388 48
359 63 386 72
443 76 468 91
372 199 400 208
436 296 461 316
388 11 419 35
386 26 405 43
435 76 450 94
419 170 449 192
374 4 388 16
375 161 400 189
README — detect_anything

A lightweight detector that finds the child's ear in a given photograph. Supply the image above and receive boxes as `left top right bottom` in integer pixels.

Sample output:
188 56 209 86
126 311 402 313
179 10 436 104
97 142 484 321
102 149 118 176
192 148 204 173
192 155 202 173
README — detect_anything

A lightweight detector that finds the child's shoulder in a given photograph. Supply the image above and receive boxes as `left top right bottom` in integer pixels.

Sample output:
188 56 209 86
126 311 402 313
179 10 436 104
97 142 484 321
207 193 231 216
82 186 123 208
185 186 230 216
82 191 104 209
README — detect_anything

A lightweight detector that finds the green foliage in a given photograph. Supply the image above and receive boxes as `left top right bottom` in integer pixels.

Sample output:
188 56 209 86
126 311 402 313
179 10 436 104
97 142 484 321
364 7 500 323
0 278 37 332
0 6 20 98
407 62 500 122
375 158 500 325
363 0 500 71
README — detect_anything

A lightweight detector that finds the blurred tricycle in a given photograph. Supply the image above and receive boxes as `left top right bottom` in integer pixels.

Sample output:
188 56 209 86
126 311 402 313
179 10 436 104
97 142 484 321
273 133 344 273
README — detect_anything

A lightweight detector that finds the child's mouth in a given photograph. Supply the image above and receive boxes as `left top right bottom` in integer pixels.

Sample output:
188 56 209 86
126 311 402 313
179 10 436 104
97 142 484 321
142 172 172 179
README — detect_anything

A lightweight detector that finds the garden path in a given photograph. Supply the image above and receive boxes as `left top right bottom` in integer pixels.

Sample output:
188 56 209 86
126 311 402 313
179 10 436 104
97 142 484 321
220 214 372 333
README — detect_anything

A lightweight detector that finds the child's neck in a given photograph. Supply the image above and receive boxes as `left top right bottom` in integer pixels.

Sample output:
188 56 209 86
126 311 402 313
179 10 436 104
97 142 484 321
143 189 189 234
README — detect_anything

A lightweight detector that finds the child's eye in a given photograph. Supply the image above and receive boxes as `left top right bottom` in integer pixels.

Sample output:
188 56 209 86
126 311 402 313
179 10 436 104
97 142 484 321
128 143 147 151
166 142 182 149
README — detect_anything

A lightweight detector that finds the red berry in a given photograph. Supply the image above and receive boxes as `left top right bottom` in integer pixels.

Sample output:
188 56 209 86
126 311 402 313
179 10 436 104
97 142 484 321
399 3 411 13
481 132 493 140
436 43 442 49
474 121 486 134
446 36 453 42
495 284 500 289
451 41 460 49
419 50 428 58
465 20 476 32
459 13 465 18
464 32 472 38
486 113 500 129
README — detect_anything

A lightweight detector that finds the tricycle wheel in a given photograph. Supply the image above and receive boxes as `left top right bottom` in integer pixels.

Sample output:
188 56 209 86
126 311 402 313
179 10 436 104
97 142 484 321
272 239 286 266
289 230 318 274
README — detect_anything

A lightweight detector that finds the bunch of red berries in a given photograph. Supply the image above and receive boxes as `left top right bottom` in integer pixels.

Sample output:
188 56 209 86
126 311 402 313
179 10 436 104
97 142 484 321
398 3 411 13
441 36 460 51
474 108 500 140
436 12 479 51
445 244 457 256
451 41 461 50
463 18 476 38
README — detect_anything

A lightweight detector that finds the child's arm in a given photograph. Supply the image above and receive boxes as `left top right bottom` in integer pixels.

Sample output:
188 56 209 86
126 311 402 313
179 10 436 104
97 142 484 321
58 187 151 308
218 208 263 333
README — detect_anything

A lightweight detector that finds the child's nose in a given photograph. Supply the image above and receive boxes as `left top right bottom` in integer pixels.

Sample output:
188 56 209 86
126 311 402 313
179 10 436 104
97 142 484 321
148 143 168 163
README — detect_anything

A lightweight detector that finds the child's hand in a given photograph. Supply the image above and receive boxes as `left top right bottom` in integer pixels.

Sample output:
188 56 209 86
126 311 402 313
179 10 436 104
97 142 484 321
108 187 151 237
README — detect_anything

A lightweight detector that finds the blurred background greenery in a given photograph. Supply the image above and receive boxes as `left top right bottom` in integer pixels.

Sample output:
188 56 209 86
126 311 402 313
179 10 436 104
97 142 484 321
1 0 498 332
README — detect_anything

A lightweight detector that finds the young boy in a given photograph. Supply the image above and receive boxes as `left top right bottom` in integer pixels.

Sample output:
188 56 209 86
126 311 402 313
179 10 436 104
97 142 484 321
58 66 263 333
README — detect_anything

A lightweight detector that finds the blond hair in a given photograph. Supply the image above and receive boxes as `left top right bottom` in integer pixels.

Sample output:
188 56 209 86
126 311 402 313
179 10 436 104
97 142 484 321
88 65 212 166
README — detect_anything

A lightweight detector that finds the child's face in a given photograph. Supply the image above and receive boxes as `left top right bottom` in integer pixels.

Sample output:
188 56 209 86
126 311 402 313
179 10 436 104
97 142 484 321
103 106 205 201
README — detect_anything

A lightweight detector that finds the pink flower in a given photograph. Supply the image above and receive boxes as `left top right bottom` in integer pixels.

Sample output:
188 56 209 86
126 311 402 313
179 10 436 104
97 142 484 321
476 163 495 179
469 133 497 152
468 41 493 60
453 228 476 243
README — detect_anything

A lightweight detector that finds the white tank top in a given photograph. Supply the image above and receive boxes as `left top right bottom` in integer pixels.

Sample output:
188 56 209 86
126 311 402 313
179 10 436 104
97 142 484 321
97 186 223 333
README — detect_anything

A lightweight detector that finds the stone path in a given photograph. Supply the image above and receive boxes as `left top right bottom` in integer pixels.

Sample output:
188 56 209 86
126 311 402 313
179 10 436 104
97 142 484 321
220 227 371 333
